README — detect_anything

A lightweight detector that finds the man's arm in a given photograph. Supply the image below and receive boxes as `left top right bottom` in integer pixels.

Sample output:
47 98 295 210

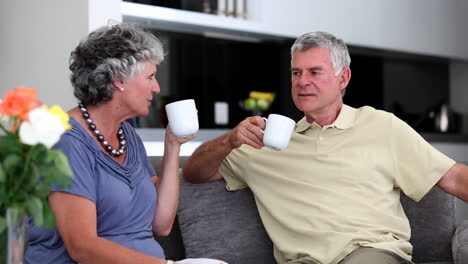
182 116 265 183
437 163 468 202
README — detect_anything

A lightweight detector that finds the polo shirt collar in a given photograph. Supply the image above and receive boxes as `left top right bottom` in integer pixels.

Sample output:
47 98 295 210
295 104 357 133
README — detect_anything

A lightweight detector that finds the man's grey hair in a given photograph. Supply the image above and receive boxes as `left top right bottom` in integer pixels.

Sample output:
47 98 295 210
290 31 351 75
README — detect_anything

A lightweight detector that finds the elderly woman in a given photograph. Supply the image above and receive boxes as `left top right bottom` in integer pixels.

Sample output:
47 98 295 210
25 24 198 264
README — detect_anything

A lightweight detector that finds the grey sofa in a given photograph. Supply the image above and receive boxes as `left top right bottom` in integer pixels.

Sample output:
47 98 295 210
150 159 468 264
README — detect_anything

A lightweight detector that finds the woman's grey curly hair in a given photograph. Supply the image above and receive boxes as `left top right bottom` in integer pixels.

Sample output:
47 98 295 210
69 23 164 105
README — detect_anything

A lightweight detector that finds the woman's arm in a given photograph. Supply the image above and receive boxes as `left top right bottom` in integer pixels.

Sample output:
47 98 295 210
152 126 195 236
49 192 168 264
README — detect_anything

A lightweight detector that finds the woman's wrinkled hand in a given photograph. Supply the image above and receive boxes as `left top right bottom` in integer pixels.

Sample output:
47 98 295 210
164 124 197 147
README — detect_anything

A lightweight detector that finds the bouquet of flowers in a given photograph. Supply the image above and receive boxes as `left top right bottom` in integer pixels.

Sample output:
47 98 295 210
0 86 73 262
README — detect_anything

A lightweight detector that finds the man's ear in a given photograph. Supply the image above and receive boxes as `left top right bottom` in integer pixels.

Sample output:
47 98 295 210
339 67 351 90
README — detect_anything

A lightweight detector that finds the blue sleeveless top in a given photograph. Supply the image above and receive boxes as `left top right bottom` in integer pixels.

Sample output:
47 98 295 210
25 118 164 263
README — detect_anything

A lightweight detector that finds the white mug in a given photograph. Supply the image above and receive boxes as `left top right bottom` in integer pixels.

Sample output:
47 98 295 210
262 114 295 150
165 99 199 137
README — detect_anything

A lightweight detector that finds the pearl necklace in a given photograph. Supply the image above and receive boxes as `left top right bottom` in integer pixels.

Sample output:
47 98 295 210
78 102 126 157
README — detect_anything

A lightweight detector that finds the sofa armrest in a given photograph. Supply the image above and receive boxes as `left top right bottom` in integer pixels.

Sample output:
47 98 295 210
453 220 468 264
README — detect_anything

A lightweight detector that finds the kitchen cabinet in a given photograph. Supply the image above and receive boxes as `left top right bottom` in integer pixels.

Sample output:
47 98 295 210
122 0 468 60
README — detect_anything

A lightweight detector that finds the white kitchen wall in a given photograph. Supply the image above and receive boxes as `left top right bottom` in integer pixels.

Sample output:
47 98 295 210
252 0 468 60
89 0 122 32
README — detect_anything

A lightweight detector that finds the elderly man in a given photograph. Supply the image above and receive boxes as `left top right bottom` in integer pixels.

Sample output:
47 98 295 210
182 31 468 264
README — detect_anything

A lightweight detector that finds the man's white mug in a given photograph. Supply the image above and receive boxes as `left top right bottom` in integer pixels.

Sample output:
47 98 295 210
165 99 199 137
262 114 295 150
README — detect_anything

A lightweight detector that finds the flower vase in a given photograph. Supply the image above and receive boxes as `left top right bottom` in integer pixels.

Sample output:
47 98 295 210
6 208 29 264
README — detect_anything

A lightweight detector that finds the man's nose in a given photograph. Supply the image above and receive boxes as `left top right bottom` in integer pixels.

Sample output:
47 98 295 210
298 74 311 86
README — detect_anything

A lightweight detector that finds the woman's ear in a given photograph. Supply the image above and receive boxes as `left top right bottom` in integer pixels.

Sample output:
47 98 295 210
113 76 125 92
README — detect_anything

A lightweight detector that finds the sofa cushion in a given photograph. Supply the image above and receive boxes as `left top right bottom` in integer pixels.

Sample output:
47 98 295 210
177 177 276 264
452 220 468 264
155 216 186 261
400 187 456 263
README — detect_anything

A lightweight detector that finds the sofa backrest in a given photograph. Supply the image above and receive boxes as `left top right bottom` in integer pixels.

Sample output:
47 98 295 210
400 186 456 263
175 177 276 263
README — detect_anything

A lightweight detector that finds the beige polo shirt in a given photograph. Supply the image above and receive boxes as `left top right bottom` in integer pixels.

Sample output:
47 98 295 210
219 105 455 264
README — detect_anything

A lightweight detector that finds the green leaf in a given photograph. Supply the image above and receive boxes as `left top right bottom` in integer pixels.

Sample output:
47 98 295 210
0 186 6 207
33 182 51 199
0 216 6 233
27 164 41 187
42 202 56 230
2 154 22 175
47 150 73 188
0 226 6 261
0 134 22 157
29 144 47 164
0 163 5 183
26 196 43 226
37 164 66 188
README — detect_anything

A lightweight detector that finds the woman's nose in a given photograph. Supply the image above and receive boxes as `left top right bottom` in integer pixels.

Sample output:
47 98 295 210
152 80 160 93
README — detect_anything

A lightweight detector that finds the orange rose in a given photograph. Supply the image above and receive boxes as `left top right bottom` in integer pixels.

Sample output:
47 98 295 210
0 86 42 120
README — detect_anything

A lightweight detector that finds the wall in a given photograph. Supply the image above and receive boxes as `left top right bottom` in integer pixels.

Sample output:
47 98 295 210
0 0 121 111
254 0 468 60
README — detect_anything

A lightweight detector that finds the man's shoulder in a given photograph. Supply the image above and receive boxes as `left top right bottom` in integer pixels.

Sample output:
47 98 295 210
354 105 395 120
349 105 404 131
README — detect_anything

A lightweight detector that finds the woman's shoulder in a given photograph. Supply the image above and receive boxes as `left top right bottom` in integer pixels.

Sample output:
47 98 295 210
55 117 98 155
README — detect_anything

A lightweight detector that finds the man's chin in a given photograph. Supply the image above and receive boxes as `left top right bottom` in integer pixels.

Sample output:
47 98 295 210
294 103 317 114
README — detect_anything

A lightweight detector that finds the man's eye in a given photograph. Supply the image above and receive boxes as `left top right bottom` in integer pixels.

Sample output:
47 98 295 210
311 71 320 75
292 71 300 76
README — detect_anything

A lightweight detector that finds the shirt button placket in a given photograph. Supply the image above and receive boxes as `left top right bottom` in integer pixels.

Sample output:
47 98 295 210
317 127 328 152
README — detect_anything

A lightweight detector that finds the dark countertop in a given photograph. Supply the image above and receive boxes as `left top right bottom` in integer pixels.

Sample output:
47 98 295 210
136 129 468 158
420 133 468 143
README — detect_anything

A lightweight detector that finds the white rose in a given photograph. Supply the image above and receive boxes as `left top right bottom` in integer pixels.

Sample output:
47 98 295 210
0 114 6 123
19 108 66 148
0 115 8 135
